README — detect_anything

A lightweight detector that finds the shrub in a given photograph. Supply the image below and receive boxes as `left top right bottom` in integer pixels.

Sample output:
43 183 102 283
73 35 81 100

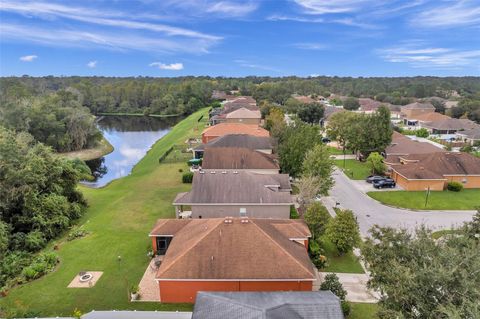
320 273 347 301
182 172 194 183
415 128 429 138
447 181 463 192
24 231 46 252
304 202 331 239
326 209 361 255
131 284 139 293
309 240 327 269
67 227 89 241
341 301 351 317
21 267 38 280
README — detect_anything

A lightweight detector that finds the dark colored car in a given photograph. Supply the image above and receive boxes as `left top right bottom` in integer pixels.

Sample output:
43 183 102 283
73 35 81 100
366 175 386 183
322 137 331 143
373 178 396 189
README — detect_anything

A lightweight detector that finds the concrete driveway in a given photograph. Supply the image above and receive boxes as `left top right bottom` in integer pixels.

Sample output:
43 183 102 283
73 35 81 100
323 169 476 236
320 272 379 303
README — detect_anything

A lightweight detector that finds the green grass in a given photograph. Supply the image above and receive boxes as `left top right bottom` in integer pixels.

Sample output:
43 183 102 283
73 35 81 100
334 159 371 180
0 109 209 317
367 189 480 210
326 146 346 155
319 236 364 274
431 230 458 240
350 303 379 319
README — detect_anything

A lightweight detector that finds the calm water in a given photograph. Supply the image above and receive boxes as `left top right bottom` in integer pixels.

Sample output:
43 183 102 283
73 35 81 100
83 116 180 188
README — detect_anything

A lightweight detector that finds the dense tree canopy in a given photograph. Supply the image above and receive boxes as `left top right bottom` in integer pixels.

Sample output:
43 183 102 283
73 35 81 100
363 213 480 319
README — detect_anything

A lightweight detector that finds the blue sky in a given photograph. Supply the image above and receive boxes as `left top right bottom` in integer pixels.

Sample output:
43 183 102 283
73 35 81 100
1 0 479 77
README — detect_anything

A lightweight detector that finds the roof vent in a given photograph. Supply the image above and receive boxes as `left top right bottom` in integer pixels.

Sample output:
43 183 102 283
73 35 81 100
233 171 238 174
241 217 249 224
222 171 227 174
210 171 216 174
224 217 233 224
199 170 205 174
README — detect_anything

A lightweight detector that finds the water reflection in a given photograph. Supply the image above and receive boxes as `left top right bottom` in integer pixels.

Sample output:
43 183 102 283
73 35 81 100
82 116 180 187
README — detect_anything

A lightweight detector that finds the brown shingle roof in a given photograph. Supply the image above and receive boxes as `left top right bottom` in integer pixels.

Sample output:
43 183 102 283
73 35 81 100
154 218 315 280
386 132 445 156
174 171 292 205
293 95 317 104
150 219 192 236
392 152 480 180
194 134 273 151
225 107 261 119
456 127 480 140
412 112 450 122
203 123 269 139
401 102 435 110
422 118 478 131
202 147 278 170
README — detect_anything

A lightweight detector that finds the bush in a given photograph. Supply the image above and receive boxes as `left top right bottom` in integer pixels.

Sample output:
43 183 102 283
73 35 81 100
290 206 299 219
67 227 89 241
447 181 463 192
415 128 429 138
24 231 47 252
309 240 327 269
326 209 360 255
182 172 194 183
320 273 347 301
341 300 351 317
21 267 39 280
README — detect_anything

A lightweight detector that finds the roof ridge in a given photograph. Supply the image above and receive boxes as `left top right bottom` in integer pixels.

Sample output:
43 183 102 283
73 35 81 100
251 221 314 277
157 219 223 278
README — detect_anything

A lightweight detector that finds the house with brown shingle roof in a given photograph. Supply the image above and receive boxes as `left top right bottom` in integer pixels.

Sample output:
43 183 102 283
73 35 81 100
390 152 480 191
149 218 315 303
194 134 273 158
225 107 261 125
201 123 269 143
173 171 292 219
202 147 279 174
384 132 445 165
421 118 478 135
401 102 435 118
456 127 480 145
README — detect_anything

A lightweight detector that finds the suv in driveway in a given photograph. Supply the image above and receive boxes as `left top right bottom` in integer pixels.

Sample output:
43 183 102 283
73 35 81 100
366 175 386 183
373 178 396 189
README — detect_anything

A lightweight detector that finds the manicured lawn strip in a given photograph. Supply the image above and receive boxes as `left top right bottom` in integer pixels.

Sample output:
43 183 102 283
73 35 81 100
350 303 379 319
319 236 364 274
367 189 480 210
334 159 371 180
0 109 208 316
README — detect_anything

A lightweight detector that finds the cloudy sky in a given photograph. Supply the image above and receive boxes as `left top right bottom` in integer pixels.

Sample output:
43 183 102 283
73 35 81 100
1 0 479 76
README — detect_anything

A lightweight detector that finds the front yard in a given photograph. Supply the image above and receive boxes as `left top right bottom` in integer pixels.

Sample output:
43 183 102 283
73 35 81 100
320 237 364 274
334 159 371 180
367 189 480 210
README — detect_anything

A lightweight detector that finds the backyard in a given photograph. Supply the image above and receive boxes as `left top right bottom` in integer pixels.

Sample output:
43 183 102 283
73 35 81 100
0 109 209 316
368 189 480 210
334 159 371 180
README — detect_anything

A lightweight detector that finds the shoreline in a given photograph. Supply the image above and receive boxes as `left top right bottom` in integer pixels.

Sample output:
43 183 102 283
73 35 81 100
97 112 182 118
57 136 114 161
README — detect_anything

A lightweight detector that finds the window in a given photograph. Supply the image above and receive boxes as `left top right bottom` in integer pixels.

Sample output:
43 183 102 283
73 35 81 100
239 208 247 217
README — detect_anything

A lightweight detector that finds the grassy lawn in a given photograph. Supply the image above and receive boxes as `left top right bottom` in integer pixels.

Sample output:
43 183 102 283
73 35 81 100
334 159 371 180
326 145 345 155
367 189 480 210
319 237 364 274
0 109 209 317
350 303 379 319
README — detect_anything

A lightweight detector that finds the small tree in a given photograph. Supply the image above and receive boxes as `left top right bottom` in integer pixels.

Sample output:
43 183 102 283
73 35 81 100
320 273 347 300
304 202 331 239
302 143 335 196
264 106 286 139
296 176 321 214
298 103 325 124
366 152 386 175
343 97 360 110
326 209 361 255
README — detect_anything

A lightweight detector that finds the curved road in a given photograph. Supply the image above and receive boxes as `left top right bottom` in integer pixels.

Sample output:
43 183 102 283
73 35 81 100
325 170 476 236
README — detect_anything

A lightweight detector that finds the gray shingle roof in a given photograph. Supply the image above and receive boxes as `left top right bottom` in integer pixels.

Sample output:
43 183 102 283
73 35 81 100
192 291 344 319
174 172 292 205
195 134 273 151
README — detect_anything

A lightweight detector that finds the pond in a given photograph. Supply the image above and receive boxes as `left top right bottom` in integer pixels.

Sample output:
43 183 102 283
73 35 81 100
82 115 181 188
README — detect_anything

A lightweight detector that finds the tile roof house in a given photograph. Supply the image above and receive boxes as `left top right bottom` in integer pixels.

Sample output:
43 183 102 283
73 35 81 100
421 118 478 135
401 102 436 118
173 171 293 219
390 152 480 191
149 218 315 303
225 107 262 125
192 291 344 319
456 127 480 145
193 134 273 158
293 95 317 104
201 123 269 143
201 147 279 174
384 132 445 165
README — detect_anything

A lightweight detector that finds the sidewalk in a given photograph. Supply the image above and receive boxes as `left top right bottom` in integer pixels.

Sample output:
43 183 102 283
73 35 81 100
319 272 380 303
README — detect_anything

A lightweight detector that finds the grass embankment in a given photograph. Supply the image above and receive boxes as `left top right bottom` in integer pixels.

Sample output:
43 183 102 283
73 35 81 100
367 189 480 210
98 112 182 118
58 137 114 161
334 159 371 180
0 108 209 316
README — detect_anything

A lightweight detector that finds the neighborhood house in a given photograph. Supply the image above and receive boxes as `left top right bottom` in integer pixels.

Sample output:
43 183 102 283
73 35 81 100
201 123 269 143
193 134 273 159
149 218 315 303
201 147 279 174
173 171 293 219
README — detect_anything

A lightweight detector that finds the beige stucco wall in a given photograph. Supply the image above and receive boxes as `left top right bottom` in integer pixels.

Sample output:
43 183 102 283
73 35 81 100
190 204 290 219
391 171 445 191
445 175 480 189
225 118 261 125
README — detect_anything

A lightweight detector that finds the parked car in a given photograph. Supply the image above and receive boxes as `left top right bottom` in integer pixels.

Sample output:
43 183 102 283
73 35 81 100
366 175 386 183
373 178 396 189
322 137 331 143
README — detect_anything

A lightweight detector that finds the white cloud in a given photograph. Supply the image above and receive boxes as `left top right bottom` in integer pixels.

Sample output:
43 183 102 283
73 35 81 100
377 43 480 69
294 0 374 15
149 62 184 70
206 1 258 17
233 59 281 73
87 61 97 68
413 0 480 28
19 55 37 62
293 42 328 50
0 1 221 54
